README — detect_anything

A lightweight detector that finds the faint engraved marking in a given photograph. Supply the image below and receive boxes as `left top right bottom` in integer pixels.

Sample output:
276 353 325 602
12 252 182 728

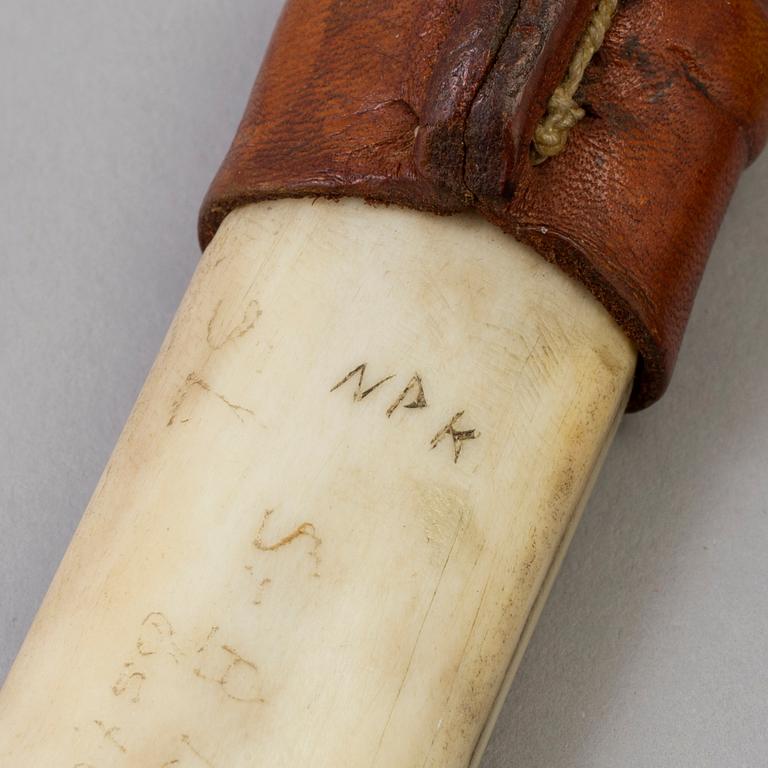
182 735 214 767
373 508 465 764
386 374 428 417
187 374 254 421
160 761 180 767
219 645 262 703
167 373 254 426
253 577 272 606
119 615 264 707
168 379 194 426
243 564 272 604
181 734 216 767
331 363 394 401
207 299 261 351
137 612 183 661
112 664 146 703
430 411 479 463
253 508 321 576
94 720 127 754
193 627 263 703
195 625 221 654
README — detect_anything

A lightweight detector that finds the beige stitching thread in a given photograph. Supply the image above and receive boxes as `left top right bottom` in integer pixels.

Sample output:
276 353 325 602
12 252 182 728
532 0 619 164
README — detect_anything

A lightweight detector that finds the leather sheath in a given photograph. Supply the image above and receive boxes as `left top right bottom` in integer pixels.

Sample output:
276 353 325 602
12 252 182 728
200 0 768 410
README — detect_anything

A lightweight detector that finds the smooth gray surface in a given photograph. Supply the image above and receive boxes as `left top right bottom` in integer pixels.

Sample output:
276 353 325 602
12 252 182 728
1 3 766 766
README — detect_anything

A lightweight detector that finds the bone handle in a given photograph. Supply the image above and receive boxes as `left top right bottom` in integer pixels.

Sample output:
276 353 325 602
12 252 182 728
0 198 635 767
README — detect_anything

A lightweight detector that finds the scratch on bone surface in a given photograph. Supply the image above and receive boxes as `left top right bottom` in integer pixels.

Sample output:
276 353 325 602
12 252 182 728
371 509 465 766
206 299 262 351
167 372 254 426
253 508 322 576
421 551 493 768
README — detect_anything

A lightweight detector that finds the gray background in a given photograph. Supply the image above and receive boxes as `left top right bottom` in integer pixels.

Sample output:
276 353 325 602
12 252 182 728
1 3 766 766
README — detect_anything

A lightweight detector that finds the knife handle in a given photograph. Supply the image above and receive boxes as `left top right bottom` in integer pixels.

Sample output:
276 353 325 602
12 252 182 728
0 199 634 767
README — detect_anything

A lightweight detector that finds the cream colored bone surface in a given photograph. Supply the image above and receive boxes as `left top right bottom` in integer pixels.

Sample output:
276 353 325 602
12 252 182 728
0 199 635 767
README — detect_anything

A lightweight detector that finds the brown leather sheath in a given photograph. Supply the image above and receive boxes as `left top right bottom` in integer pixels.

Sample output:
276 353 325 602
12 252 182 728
200 0 768 410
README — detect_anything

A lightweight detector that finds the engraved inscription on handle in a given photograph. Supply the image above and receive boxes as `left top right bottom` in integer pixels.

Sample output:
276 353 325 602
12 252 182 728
331 363 479 464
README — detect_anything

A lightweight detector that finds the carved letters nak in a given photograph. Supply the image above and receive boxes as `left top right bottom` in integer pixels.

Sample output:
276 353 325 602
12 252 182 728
331 363 479 463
